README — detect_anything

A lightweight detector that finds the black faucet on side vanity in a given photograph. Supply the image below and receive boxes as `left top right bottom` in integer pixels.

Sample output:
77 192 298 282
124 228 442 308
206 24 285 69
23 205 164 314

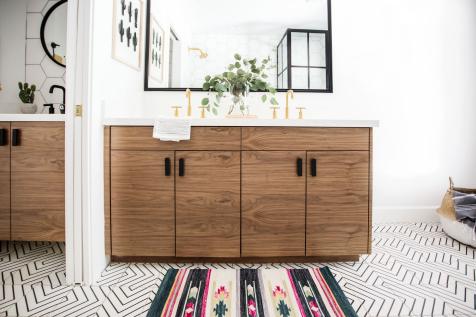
49 85 65 114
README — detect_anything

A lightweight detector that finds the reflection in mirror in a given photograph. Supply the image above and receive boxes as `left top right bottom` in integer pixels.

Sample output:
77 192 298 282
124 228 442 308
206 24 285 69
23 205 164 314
145 0 332 92
41 0 68 67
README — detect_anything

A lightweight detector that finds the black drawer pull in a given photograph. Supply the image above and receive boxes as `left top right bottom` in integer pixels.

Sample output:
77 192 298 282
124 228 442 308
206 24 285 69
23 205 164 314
311 158 317 177
179 158 185 176
0 129 6 146
164 158 171 176
12 129 20 146
297 158 303 176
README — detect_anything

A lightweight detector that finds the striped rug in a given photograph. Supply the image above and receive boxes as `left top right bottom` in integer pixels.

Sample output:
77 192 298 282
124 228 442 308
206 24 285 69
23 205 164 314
147 267 357 317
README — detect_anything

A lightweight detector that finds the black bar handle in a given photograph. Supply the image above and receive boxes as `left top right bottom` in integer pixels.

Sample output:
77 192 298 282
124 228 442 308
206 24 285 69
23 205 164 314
164 158 171 176
12 129 20 146
179 158 185 177
297 158 303 176
0 129 6 146
311 158 317 177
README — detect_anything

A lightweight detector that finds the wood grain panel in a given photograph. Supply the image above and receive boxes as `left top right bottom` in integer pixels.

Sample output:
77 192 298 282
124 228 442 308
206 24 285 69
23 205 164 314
111 151 175 256
0 122 10 240
175 151 240 257
111 127 241 151
11 122 64 242
306 151 369 256
104 127 111 255
368 129 373 253
242 127 369 151
242 151 306 257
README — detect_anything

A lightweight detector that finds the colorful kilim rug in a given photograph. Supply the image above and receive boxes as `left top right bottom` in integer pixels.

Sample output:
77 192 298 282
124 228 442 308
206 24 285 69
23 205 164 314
147 267 357 317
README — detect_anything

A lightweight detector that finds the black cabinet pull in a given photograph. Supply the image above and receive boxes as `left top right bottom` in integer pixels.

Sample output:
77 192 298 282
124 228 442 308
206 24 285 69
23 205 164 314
0 129 6 146
12 129 20 146
296 158 303 176
164 158 171 176
311 158 317 177
178 158 185 176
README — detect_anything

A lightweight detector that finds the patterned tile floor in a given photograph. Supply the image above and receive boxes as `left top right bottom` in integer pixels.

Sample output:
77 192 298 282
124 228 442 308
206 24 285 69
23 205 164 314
0 223 475 316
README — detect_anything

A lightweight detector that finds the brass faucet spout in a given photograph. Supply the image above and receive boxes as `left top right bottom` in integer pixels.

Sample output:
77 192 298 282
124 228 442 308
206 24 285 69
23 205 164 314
285 89 294 119
185 88 192 116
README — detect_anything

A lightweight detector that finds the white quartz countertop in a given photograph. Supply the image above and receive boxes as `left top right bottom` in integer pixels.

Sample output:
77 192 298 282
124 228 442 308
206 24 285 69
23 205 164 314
103 117 379 127
0 114 65 122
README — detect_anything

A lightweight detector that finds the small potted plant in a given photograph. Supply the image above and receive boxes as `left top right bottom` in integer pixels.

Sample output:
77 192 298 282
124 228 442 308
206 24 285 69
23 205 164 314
18 82 38 114
201 54 278 117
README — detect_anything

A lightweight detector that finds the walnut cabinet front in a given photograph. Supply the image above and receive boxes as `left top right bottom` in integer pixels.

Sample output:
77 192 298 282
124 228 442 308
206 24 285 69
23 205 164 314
0 121 65 242
107 126 372 259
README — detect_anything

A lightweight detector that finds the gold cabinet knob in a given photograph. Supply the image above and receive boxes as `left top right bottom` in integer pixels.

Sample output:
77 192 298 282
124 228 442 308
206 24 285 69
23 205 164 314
198 106 207 119
172 106 182 117
296 107 306 119
270 106 280 119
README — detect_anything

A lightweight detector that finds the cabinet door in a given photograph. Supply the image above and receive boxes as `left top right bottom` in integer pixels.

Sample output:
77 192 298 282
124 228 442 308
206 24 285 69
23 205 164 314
111 151 175 256
242 151 306 257
306 151 369 256
11 122 64 241
0 122 10 240
176 151 240 257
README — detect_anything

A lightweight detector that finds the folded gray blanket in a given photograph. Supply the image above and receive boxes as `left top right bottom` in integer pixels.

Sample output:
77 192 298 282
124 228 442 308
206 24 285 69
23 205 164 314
452 191 476 232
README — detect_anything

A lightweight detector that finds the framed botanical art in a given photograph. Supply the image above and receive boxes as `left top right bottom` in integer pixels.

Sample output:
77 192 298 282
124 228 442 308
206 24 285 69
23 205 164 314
148 16 165 83
112 0 143 70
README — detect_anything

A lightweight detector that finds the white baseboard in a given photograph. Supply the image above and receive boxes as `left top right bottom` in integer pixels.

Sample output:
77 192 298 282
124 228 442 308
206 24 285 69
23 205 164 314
373 206 440 224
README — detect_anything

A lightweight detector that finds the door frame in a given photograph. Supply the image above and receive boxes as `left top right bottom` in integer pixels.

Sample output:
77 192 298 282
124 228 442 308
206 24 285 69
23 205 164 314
65 0 94 285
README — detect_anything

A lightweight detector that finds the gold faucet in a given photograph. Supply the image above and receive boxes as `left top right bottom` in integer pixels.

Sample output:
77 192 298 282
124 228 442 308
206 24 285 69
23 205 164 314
172 106 182 117
185 88 192 116
285 89 294 119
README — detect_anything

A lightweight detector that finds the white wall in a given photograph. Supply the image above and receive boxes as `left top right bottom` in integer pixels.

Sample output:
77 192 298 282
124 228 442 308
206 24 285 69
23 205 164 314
141 0 476 222
89 0 476 280
0 0 27 109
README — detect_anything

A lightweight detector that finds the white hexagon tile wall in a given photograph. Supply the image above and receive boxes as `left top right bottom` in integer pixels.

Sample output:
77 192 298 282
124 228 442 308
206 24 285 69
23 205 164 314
26 0 65 112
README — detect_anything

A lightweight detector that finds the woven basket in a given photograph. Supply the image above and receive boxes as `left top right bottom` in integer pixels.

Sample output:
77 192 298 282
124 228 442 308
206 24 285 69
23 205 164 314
437 177 476 220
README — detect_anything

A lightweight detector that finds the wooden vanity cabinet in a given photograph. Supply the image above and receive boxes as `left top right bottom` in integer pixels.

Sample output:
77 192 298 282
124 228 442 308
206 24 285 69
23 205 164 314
0 122 10 240
111 150 175 256
241 151 306 257
107 126 372 260
175 151 240 257
10 122 65 241
306 151 370 256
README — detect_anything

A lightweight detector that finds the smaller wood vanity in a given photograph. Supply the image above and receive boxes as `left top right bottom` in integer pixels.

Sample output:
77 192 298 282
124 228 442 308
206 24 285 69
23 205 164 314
0 117 65 242
105 119 377 261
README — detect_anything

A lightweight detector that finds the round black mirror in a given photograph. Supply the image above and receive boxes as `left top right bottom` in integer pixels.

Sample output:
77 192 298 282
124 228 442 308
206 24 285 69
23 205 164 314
40 0 68 68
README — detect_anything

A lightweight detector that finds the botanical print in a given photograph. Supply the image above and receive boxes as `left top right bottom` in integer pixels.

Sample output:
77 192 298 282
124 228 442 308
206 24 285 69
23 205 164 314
112 0 143 70
148 16 165 82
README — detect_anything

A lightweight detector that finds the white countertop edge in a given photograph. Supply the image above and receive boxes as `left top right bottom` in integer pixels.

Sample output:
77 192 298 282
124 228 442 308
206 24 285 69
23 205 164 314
0 114 66 122
103 117 379 128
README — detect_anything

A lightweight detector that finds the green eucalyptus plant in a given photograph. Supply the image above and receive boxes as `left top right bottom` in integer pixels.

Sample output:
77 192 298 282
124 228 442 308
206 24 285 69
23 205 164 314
18 82 36 104
201 54 279 116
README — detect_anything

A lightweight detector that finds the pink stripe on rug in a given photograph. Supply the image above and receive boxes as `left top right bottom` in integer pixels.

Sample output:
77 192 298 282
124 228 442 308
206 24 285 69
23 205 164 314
164 269 188 317
286 269 307 317
313 268 344 317
200 269 212 317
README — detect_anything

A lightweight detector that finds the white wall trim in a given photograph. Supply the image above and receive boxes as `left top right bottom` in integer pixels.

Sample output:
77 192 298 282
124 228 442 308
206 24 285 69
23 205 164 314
373 206 440 224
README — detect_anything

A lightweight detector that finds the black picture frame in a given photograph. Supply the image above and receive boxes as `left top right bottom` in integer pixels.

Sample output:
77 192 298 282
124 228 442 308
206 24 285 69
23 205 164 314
40 0 68 68
143 0 333 93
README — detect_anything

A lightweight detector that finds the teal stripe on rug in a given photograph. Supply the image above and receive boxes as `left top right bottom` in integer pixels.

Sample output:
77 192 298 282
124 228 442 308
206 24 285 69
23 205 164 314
147 269 178 317
320 266 358 317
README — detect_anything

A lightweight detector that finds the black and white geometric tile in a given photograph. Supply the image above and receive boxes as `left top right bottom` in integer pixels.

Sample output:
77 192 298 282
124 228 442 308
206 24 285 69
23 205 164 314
1 223 475 316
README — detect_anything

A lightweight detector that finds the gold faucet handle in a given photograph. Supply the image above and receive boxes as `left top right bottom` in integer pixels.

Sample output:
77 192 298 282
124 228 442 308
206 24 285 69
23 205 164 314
198 106 207 119
296 107 306 119
171 106 182 117
270 106 280 119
